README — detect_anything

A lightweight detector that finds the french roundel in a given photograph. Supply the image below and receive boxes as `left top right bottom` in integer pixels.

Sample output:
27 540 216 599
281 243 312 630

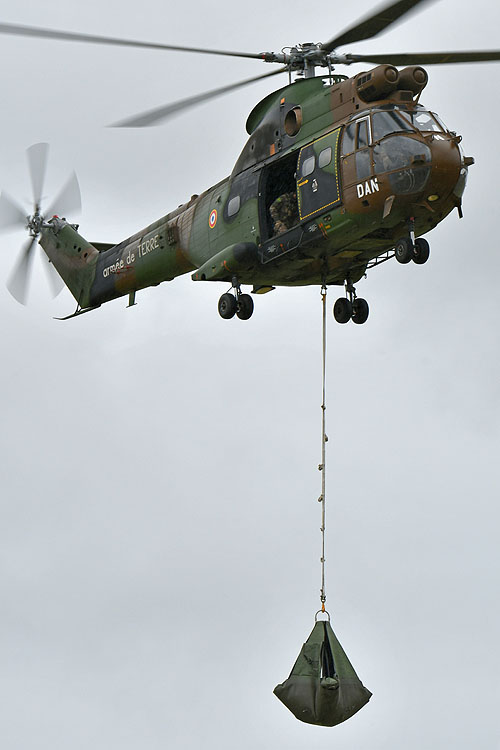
209 209 218 229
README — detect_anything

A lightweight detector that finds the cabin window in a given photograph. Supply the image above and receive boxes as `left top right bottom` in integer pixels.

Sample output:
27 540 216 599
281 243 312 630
318 147 332 169
302 156 316 177
372 111 414 141
227 196 241 217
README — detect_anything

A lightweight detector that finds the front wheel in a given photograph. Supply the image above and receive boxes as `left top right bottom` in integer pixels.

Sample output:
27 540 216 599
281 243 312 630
395 237 413 264
218 293 237 319
413 237 430 265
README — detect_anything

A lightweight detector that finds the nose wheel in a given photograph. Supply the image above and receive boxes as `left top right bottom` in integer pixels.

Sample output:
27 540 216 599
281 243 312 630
333 281 369 325
395 220 431 265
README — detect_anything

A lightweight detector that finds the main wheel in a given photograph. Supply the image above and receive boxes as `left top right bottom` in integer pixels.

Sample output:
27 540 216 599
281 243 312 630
413 237 430 265
352 297 369 324
333 297 352 324
218 292 237 319
236 293 254 320
395 237 413 264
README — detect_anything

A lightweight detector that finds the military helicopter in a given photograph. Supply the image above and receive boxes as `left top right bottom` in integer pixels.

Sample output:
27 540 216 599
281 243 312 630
0 0 499 324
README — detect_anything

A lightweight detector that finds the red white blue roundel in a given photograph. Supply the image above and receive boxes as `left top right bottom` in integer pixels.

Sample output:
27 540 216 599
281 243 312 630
209 209 218 229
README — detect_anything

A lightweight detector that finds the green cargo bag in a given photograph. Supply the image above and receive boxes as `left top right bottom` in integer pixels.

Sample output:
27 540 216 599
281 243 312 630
274 619 372 727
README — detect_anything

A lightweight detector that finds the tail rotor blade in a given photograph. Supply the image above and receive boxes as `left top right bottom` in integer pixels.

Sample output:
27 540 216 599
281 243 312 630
27 142 49 208
6 236 37 304
45 171 81 219
0 191 27 232
43 254 65 298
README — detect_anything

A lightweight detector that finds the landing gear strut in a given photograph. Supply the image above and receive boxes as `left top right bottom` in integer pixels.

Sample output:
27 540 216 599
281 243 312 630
218 276 254 320
333 280 369 325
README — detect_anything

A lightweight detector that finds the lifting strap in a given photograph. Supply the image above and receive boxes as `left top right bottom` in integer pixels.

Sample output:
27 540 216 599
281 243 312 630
319 285 328 611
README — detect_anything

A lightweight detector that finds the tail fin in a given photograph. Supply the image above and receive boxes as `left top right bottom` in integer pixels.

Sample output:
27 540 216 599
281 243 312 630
40 217 99 308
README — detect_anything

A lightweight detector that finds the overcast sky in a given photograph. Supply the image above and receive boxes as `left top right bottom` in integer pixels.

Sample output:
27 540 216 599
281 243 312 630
0 0 499 748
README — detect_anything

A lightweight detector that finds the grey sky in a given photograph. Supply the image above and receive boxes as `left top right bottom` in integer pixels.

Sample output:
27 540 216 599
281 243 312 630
0 0 499 748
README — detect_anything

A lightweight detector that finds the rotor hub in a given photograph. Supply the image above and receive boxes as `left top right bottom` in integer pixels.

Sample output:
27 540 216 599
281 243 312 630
27 208 44 237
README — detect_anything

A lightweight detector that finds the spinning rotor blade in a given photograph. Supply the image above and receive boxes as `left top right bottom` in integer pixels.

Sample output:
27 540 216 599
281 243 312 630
111 67 287 128
0 21 265 61
27 142 49 208
322 0 435 52
6 236 37 304
346 50 500 66
44 256 65 298
45 171 81 220
0 191 27 232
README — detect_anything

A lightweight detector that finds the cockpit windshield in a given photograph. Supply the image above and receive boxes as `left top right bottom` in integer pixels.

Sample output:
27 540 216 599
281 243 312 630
401 110 445 133
372 111 414 142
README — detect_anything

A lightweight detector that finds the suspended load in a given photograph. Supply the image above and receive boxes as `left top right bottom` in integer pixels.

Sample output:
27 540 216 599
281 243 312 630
274 619 372 727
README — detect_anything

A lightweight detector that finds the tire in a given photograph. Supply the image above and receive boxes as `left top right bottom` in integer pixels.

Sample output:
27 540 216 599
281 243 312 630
352 297 369 324
236 293 254 320
218 293 237 319
395 237 413 264
333 297 352 324
413 237 430 265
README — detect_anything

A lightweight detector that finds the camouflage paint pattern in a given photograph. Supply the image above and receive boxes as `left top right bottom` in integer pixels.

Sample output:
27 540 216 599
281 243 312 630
38 65 468 311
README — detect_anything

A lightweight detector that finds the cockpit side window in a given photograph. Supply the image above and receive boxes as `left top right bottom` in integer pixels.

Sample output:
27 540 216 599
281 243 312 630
372 111 414 141
342 123 356 155
356 119 370 149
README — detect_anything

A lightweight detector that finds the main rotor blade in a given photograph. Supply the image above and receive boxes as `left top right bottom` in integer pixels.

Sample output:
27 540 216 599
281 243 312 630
45 172 81 220
111 67 287 128
346 50 500 66
27 142 49 208
0 21 266 60
0 191 27 232
322 0 436 52
6 236 37 304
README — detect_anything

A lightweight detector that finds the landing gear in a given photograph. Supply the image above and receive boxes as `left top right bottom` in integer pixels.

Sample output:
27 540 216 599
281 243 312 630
236 293 254 320
413 238 430 265
395 219 431 265
333 280 369 325
395 237 414 264
352 297 369 325
395 236 431 265
333 297 352 324
218 277 254 321
218 293 237 319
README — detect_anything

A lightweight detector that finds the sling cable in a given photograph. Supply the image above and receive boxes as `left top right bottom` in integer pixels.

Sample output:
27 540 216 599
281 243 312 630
273 286 372 727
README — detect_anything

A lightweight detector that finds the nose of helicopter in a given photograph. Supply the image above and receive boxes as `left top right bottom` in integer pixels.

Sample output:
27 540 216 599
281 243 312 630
372 133 463 202
426 135 462 203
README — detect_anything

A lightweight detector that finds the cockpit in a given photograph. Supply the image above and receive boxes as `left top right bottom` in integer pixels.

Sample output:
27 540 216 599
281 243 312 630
341 105 451 196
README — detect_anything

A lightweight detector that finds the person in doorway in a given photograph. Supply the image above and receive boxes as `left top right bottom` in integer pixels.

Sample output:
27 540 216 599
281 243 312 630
269 191 298 236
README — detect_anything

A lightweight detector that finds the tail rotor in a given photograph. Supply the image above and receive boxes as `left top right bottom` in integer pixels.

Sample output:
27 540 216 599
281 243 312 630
0 143 81 304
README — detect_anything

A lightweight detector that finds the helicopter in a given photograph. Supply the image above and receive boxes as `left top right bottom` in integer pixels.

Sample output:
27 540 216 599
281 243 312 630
0 0 499 324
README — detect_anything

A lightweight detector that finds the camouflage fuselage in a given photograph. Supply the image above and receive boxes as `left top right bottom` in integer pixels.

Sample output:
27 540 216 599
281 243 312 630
39 69 468 310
